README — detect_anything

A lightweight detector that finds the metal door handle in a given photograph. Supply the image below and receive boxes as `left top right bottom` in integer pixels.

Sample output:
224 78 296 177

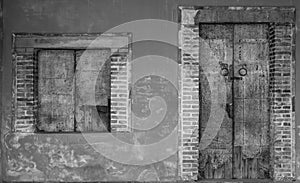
239 67 247 76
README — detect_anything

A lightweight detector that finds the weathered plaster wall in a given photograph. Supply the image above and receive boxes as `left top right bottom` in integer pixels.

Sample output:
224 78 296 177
1 0 300 182
4 133 178 181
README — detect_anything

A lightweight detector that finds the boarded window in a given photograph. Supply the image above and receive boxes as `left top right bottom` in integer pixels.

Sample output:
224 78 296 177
37 49 111 132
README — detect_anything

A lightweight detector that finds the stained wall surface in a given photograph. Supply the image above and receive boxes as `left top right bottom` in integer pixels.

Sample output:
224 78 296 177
1 0 300 182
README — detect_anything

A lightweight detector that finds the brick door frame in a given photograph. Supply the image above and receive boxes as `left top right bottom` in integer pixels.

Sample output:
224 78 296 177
179 6 296 181
12 33 132 133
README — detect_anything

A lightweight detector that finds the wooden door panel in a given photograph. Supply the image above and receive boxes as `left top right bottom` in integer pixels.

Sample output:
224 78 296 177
234 122 244 147
233 25 269 100
51 94 74 131
233 24 270 179
257 146 271 178
234 24 269 40
38 50 75 132
236 42 269 62
234 62 269 99
75 49 111 132
199 24 233 179
39 51 74 79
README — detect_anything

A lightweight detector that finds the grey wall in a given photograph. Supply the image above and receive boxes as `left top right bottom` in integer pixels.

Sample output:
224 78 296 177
1 0 299 181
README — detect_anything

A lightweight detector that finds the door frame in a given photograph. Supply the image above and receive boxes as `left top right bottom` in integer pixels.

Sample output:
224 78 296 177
11 33 132 133
178 6 296 181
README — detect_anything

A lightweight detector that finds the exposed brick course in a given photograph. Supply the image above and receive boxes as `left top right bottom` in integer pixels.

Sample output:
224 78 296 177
13 49 38 133
179 7 200 180
110 52 130 132
269 23 295 180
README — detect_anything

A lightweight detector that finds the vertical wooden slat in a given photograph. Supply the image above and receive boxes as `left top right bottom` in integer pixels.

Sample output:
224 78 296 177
38 50 75 132
233 146 242 178
224 158 232 179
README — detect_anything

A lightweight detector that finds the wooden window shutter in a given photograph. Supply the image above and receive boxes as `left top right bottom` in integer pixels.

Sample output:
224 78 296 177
37 50 75 132
75 49 111 132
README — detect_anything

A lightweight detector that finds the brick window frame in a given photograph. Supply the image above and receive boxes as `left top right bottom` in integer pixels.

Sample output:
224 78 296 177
178 6 296 181
12 33 132 133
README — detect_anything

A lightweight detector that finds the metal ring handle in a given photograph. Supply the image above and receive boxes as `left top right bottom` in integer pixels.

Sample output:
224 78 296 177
239 67 247 76
220 68 229 76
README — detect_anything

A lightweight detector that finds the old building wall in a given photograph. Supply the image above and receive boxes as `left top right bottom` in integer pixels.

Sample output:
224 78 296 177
1 0 300 182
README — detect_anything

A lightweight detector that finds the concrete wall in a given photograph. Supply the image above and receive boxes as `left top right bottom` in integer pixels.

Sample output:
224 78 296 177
1 0 300 182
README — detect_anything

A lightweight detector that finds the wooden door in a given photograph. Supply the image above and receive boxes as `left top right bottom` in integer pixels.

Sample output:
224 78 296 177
233 24 270 179
198 24 270 179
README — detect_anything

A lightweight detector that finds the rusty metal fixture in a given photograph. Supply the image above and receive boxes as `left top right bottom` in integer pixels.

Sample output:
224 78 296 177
238 67 247 76
220 68 229 76
219 61 229 76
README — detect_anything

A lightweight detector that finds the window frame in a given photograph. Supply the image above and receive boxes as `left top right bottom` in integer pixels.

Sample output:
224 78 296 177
12 33 132 133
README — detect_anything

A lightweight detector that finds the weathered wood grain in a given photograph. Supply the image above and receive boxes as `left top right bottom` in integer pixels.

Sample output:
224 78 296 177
199 23 270 179
38 50 75 132
75 50 111 132
199 24 233 179
233 24 270 179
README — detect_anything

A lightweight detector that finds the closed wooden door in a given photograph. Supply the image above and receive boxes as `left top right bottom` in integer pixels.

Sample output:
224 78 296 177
199 24 270 179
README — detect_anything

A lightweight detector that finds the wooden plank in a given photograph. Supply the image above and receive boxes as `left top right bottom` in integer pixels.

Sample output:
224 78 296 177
233 146 242 179
224 157 233 179
247 158 258 179
233 24 270 179
214 165 225 179
257 146 271 179
75 50 111 132
243 158 248 179
76 105 110 132
199 24 233 179
38 50 75 132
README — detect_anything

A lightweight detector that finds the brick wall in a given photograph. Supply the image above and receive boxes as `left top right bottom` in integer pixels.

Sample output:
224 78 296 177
13 48 38 132
179 7 200 180
269 23 295 180
110 49 131 132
